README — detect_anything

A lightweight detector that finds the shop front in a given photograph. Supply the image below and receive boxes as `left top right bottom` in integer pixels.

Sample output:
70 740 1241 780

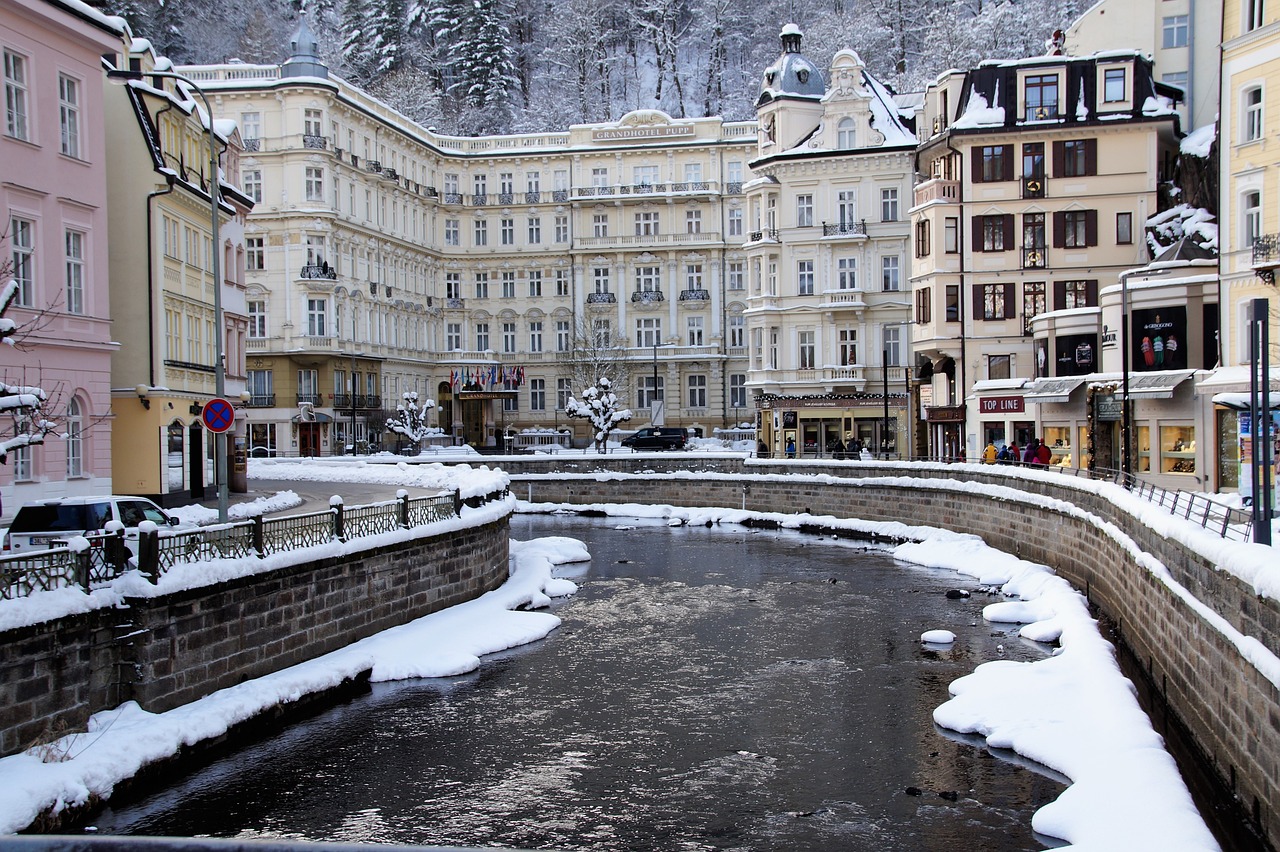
924 404 965 461
758 393 910 459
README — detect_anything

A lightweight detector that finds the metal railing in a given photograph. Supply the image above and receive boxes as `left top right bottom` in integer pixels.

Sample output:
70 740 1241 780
0 491 484 600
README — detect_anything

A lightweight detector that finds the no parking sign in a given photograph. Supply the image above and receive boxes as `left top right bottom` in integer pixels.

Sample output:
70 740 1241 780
201 397 236 433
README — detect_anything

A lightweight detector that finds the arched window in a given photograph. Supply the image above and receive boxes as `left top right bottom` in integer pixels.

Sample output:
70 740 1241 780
837 118 856 149
65 397 83 477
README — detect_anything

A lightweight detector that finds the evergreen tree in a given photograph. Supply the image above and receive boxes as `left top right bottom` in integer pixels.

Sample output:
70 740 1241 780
454 0 518 134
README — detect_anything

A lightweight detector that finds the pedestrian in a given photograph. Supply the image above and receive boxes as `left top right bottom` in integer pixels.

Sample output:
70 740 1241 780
1036 438 1052 466
785 437 796 459
1007 442 1019 464
1022 439 1039 465
982 440 998 464
996 444 1012 464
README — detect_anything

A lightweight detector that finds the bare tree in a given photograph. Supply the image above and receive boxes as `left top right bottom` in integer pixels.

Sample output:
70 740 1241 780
555 316 635 405
566 376 632 452
1 256 58 464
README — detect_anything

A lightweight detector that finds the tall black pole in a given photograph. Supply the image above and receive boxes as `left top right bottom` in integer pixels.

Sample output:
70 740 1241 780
883 348 890 459
1120 273 1132 484
1251 298 1272 545
350 352 357 455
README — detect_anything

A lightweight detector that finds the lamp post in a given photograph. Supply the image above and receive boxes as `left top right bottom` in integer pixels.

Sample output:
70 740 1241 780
109 67 227 521
651 341 663 425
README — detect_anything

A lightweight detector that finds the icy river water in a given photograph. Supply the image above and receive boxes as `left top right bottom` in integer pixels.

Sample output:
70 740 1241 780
89 514 1073 850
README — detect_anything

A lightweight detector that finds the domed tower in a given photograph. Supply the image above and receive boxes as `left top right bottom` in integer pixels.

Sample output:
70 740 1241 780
756 24 826 156
280 14 328 80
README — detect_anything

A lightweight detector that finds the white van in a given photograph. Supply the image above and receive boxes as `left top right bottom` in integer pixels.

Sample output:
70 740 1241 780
5 495 179 553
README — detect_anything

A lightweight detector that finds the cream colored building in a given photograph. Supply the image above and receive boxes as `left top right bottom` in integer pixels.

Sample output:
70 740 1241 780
744 28 918 458
105 39 252 504
1066 0 1221 131
180 19 757 453
910 52 1181 464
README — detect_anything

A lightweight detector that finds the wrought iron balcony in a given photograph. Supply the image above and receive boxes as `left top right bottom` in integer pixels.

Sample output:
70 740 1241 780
301 264 337 280
383 168 399 181
631 289 665 304
247 394 275 407
1252 234 1280 284
302 134 326 150
497 192 514 205
445 297 466 309
366 160 382 173
443 192 464 205
671 181 711 192
242 138 261 152
1022 246 1047 269
679 288 711 302
725 181 743 195
423 186 439 198
472 193 488 206
552 189 569 202
822 220 868 237
586 291 617 304
297 393 323 406
524 190 541 203
748 229 779 242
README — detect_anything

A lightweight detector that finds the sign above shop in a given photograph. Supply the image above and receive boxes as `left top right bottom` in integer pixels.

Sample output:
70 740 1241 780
978 396 1025 414
1095 394 1122 421
926 405 966 422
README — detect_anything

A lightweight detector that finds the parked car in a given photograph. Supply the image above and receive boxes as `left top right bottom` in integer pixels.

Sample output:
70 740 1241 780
620 427 689 451
5 495 179 554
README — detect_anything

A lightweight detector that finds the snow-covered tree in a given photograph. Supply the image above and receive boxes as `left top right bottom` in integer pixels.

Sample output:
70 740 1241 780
384 390 437 450
565 376 632 453
1 279 56 465
555 317 633 405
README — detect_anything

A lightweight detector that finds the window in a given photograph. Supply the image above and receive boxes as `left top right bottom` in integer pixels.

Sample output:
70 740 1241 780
526 170 540 193
946 285 959 322
837 191 857 225
636 317 661 348
1117 212 1133 244
591 167 608 188
474 272 489 298
473 174 487 197
797 259 814 295
978 283 1015 320
445 219 460 245
1055 279 1098 310
502 322 516 353
529 321 543 352
975 145 1013 182
556 269 570 296
730 374 747 408
556 320 570 352
684 162 703 184
592 319 611 348
881 188 899 222
729 314 744 347
557 378 572 410
1057 139 1096 177
247 368 272 403
246 236 265 271
637 375 664 408
839 328 857 365
1024 74 1059 120
685 263 703 291
728 261 744 290
1104 68 1127 103
978 215 1012 251
445 272 461 300
447 323 462 350
798 330 815 369
528 216 542 243
988 354 1012 381
1162 71 1188 93
635 265 661 292
502 271 516 298
797 194 814 227
248 300 267 337
686 210 702 233
1022 142 1045 196
1023 282 1046 334
1245 87 1264 142
633 165 659 187
65 397 83 477
501 217 514 245
1056 210 1097 248
528 269 543 297
303 108 322 137
837 257 857 290
473 218 487 245
444 173 459 195
837 117 856 149
883 327 901 366
727 160 743 184
915 288 932 324
58 74 80 158
499 172 514 196
1163 15 1189 48
305 167 324 201
555 214 569 242
475 322 490 350
687 315 704 346
4 50 29 140
1247 0 1265 31
728 208 743 237
243 169 263 203
635 211 659 235
530 379 546 411
12 444 30 481
593 267 610 293
882 257 900 291
64 230 84 314
241 111 261 142
944 217 959 253
688 374 707 408
10 216 33 305
307 298 327 336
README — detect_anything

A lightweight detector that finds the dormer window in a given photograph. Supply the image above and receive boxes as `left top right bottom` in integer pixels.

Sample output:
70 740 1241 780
797 69 810 84
1025 74 1059 120
1104 68 1126 102
837 117 856 149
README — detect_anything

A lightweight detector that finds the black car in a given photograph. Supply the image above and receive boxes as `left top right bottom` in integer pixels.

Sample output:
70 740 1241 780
620 427 688 451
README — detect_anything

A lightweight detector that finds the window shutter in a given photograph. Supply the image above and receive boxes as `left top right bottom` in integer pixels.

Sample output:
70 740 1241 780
1052 211 1066 248
1085 279 1099 306
1002 145 1015 181
1084 139 1098 176
1052 141 1065 178
1085 210 1098 246
1003 284 1015 318
1002 215 1015 251
972 216 983 252
972 148 983 183
1053 280 1067 311
973 284 985 319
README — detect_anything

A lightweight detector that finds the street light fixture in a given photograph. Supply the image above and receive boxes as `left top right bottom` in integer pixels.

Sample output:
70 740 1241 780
109 66 228 521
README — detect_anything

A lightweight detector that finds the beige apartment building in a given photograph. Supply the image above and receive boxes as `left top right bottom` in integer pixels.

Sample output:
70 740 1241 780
744 28 917 458
909 52 1182 466
180 19 757 454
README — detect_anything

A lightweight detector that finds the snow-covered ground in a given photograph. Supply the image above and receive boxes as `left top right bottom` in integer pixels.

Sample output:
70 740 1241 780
2 456 1271 848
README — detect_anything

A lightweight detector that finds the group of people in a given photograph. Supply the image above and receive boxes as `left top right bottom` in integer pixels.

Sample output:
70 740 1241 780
773 436 869 459
982 437 1052 466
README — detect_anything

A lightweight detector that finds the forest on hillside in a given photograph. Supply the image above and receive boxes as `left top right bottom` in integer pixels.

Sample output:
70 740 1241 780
100 0 1088 135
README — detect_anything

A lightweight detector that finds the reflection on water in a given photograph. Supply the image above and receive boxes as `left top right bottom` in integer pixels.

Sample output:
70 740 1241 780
89 516 1068 850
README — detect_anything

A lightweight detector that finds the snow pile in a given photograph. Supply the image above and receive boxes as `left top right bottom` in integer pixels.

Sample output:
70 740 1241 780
168 490 304 526
0 534 585 834
248 456 508 500
1181 123 1216 158
862 70 918 147
1142 95 1177 117
952 85 1005 129
1145 203 1217 253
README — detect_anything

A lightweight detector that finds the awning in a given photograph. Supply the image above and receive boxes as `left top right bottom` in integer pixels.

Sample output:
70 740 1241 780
1024 377 1087 404
1126 371 1194 400
291 411 334 423
1211 392 1280 411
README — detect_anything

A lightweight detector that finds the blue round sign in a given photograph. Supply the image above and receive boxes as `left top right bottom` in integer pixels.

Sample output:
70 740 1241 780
201 397 236 433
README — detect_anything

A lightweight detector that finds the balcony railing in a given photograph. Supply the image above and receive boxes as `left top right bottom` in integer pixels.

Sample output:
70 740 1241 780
1252 234 1280 284
497 192 514 205
747 229 779 242
552 189 570 202
913 178 959 206
1022 176 1046 199
443 192 464 205
524 190 541 203
242 138 261 152
671 181 711 193
331 394 383 410
632 289 665 304
366 160 382 173
725 182 743 195
621 183 666 194
383 168 399 181
297 393 323 406
574 231 722 248
822 220 868 237
445 297 465 309
678 288 711 302
586 291 617 304
247 394 275 407
302 134 327 150
300 264 337 280
1023 247 1047 269
472 193 488 206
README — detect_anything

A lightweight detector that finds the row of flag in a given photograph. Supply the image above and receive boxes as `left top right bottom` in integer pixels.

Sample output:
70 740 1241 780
449 365 528 388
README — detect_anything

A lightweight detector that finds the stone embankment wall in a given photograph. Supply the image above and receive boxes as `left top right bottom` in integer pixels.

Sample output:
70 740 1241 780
0 515 509 759
504 459 1279 844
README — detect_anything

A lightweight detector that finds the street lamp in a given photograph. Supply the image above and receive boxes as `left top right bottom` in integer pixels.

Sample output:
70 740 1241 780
109 66 228 522
651 341 664 425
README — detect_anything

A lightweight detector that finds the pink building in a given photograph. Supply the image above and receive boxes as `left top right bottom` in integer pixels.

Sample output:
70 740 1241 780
1 0 126 520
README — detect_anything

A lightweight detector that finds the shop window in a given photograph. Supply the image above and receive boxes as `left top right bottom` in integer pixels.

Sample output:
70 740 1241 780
1077 425 1090 470
1043 426 1072 467
1160 425 1196 474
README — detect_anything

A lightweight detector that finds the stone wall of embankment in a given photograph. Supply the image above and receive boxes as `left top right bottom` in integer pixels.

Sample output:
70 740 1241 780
0 514 510 759
507 458 1279 844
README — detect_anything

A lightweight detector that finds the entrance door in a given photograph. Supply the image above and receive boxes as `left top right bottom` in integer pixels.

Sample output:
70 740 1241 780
188 423 205 499
299 423 320 457
462 399 486 446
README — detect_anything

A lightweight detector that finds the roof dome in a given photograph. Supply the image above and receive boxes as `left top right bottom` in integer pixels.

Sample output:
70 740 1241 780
281 13 328 79
759 24 826 102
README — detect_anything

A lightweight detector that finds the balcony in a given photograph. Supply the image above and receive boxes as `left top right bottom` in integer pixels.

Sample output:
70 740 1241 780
725 182 743 195
822 220 868 238
671 181 711 193
1022 176 1045 199
383 168 399 181
574 231 722 249
913 178 959 206
300 264 337 280
442 192 464 205
524 190 541 203
620 183 667 195
472 193 488 206
445 297 466 309
631 290 665 304
497 192 514 205
747 229 779 242
297 393 323 406
242 138 261 152
302 134 327 150
1252 234 1280 284
366 160 382 173
552 189 570 202
1023 246 1047 269
247 394 275 407
586 291 617 304
821 289 867 308
332 394 383 410
678 288 711 302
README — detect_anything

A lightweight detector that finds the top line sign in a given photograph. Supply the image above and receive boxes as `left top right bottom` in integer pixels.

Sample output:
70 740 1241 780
592 126 695 142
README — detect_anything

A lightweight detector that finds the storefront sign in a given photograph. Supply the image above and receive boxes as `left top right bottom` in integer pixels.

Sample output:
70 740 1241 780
1131 306 1187 371
978 396 1024 414
457 390 519 400
593 125 695 142
926 405 966 422
1095 394 1122 421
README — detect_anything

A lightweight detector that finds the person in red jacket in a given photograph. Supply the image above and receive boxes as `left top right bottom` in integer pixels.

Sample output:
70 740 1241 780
1036 438 1052 466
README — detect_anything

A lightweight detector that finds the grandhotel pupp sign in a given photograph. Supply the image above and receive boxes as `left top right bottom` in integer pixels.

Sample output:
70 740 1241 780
592 110 696 142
